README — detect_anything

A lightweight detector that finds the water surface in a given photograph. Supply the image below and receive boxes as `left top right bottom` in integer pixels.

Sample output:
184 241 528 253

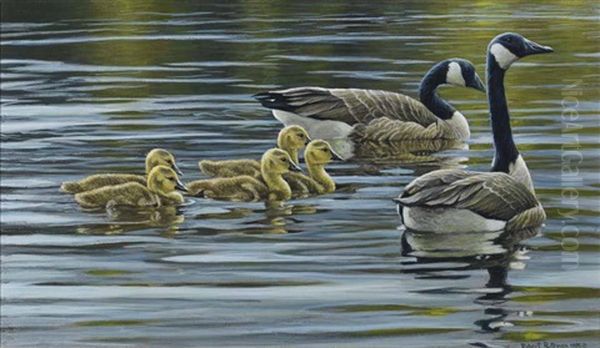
1 1 599 347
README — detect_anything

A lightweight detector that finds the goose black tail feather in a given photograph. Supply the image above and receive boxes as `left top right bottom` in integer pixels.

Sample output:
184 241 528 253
395 199 405 224
253 92 297 112
253 88 339 114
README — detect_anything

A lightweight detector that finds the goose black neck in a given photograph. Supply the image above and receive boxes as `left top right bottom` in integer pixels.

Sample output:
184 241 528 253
418 67 455 120
487 53 519 173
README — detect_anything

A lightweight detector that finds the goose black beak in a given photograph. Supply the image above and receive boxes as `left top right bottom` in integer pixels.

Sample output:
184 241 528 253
524 38 554 56
472 74 486 93
175 178 188 192
172 163 184 177
289 161 303 172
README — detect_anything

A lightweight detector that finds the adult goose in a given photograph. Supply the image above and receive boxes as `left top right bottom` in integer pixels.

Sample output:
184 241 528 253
396 33 553 233
254 59 485 143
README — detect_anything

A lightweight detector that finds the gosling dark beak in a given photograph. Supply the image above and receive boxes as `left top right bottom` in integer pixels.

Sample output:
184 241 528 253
172 163 183 177
289 161 303 172
471 74 486 93
305 134 312 144
524 38 554 56
175 178 188 192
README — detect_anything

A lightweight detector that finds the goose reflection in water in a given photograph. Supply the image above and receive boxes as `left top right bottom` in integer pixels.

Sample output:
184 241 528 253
328 137 467 165
400 226 541 334
326 138 469 187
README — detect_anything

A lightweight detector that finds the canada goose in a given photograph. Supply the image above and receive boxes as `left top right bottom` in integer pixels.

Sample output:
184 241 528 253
74 165 187 209
286 139 340 197
253 59 485 143
199 125 310 178
395 33 553 233
61 148 182 193
188 148 302 202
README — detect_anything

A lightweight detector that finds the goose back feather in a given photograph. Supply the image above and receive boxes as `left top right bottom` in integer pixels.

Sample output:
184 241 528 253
255 87 439 128
350 116 469 142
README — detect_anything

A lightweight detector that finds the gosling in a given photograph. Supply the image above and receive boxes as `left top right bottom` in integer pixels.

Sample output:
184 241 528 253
61 148 183 193
74 165 187 209
199 125 309 178
286 139 339 197
187 148 301 202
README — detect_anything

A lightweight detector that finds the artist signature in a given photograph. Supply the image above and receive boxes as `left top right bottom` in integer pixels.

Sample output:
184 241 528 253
520 342 587 348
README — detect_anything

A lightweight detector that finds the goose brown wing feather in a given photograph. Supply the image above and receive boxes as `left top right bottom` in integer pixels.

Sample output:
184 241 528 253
255 87 438 127
398 170 540 221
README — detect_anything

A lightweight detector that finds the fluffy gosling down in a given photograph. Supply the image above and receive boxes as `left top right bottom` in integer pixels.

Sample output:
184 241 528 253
188 148 301 202
61 148 183 193
286 139 340 197
199 125 309 178
74 165 187 209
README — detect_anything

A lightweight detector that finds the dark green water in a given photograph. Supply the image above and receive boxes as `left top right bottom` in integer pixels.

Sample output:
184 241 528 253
1 1 599 347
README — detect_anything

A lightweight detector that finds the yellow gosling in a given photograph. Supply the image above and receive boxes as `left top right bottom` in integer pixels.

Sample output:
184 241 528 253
188 148 301 202
61 148 182 193
198 125 309 178
286 139 339 197
74 166 187 209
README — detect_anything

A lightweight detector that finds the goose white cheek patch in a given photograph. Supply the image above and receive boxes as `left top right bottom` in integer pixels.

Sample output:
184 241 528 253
491 43 518 69
446 62 466 86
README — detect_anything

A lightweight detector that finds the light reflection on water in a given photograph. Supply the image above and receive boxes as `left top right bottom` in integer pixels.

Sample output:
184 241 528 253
1 1 599 347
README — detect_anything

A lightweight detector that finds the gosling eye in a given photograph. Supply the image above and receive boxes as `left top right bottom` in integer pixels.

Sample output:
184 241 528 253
280 157 287 162
321 148 328 152
298 133 305 138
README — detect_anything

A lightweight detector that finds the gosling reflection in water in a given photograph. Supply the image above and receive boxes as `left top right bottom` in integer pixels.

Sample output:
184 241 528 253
242 202 321 234
76 206 185 236
192 202 320 235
